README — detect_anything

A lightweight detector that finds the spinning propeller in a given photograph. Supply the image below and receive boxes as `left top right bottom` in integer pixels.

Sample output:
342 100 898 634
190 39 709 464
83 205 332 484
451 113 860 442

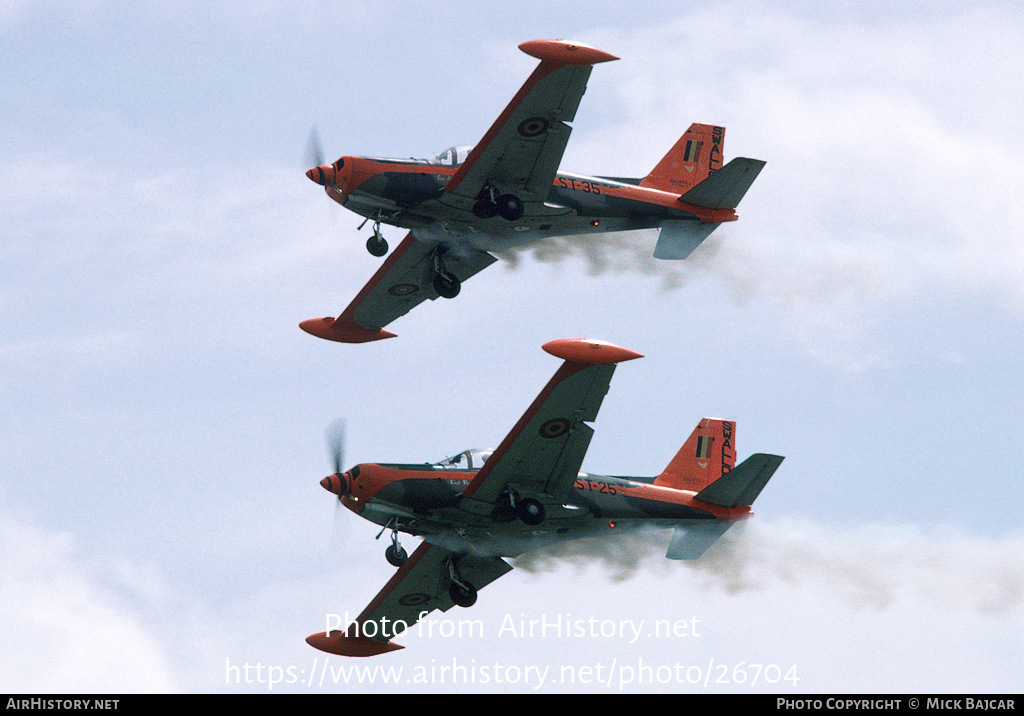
321 418 351 547
306 126 325 169
321 418 349 497
305 126 339 186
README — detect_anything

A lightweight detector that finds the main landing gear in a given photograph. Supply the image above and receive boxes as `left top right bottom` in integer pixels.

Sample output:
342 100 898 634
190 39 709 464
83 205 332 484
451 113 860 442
472 185 524 221
446 557 477 608
489 490 546 526
375 521 478 609
431 245 461 299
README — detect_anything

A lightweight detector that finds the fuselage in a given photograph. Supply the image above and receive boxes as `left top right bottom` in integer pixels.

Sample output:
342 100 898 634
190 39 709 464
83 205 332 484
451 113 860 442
319 150 737 255
334 453 752 558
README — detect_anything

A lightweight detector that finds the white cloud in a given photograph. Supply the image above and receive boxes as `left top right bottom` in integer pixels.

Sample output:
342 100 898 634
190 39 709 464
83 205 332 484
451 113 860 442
0 511 179 692
559 4 1024 367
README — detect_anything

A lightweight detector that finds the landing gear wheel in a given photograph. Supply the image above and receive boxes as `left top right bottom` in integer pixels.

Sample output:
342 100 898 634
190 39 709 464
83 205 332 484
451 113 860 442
497 194 524 221
472 198 499 219
490 496 517 523
366 235 388 257
385 543 408 567
432 272 461 299
518 498 545 526
449 581 477 608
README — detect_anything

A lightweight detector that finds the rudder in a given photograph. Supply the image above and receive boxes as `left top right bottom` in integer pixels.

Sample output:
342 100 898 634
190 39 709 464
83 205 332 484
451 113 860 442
653 418 735 492
640 123 725 194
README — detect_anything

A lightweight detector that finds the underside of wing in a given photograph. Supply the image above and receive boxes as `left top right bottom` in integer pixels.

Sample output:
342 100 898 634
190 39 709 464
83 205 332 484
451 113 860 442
441 43 617 218
306 542 512 656
458 340 641 518
464 363 611 507
300 232 497 343
447 63 589 203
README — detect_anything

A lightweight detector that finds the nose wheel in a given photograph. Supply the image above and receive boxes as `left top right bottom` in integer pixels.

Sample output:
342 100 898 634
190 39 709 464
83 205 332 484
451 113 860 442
385 541 408 567
359 213 389 257
366 222 388 257
377 519 408 567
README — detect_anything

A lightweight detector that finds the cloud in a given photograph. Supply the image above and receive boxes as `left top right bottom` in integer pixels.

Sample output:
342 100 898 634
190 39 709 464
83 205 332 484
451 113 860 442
0 509 179 692
543 5 1024 367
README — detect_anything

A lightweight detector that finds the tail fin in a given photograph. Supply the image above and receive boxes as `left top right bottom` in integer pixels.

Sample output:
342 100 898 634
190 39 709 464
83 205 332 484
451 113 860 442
640 123 725 194
653 418 735 492
663 451 784 561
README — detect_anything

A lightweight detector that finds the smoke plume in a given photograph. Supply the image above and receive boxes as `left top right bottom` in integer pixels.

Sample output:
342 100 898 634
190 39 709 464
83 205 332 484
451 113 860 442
513 519 1024 615
495 230 726 292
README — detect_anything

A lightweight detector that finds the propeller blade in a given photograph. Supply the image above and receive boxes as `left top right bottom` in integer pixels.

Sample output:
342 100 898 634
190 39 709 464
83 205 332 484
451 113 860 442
324 418 346 475
323 418 350 547
306 126 325 169
330 495 350 549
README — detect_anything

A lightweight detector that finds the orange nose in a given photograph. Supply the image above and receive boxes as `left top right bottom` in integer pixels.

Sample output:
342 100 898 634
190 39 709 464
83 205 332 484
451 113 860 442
306 164 337 186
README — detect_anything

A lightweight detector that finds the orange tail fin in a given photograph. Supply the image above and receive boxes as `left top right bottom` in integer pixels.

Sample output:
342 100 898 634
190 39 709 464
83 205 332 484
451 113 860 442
653 418 735 492
640 123 725 194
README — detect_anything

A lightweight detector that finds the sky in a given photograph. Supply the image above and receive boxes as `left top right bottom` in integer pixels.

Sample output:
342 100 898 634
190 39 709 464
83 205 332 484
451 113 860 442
2 0 1022 694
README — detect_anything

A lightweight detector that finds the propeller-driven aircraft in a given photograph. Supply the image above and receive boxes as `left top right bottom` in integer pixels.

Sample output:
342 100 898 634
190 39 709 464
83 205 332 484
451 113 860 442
306 338 783 656
301 39 765 344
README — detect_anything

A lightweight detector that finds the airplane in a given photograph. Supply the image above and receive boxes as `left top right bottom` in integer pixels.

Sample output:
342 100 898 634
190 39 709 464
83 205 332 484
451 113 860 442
300 39 765 344
306 338 783 656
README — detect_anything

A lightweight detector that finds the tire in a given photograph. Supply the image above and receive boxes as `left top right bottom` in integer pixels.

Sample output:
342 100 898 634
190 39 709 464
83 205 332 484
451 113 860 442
449 582 477 608
497 194 524 221
518 498 545 526
432 273 461 299
385 543 408 567
472 199 499 219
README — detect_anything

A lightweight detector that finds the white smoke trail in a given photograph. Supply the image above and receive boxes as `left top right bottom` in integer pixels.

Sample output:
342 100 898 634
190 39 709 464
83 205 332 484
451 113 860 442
495 230 725 292
513 519 1024 616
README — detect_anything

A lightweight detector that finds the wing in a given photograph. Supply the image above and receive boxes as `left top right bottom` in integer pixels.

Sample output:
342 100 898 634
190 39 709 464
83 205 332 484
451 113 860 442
458 339 642 518
440 40 618 215
306 542 512 656
300 232 497 343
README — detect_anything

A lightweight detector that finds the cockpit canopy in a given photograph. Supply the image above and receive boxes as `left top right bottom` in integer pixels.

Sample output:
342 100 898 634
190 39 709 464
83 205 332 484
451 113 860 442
428 146 474 167
433 448 493 470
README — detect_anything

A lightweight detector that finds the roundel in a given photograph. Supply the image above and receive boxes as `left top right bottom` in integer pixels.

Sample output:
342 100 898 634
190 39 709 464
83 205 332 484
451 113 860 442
398 593 430 607
517 117 549 137
538 418 571 439
388 283 419 297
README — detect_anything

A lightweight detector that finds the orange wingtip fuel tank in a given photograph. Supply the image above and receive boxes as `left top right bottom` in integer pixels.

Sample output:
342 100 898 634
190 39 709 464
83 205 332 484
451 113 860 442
299 316 397 343
518 40 619 66
542 338 643 365
305 631 404 657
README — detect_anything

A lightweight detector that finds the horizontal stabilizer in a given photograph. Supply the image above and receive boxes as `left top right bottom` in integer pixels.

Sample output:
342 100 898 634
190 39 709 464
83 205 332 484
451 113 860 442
652 221 720 260
693 453 784 508
679 157 766 210
666 521 732 560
